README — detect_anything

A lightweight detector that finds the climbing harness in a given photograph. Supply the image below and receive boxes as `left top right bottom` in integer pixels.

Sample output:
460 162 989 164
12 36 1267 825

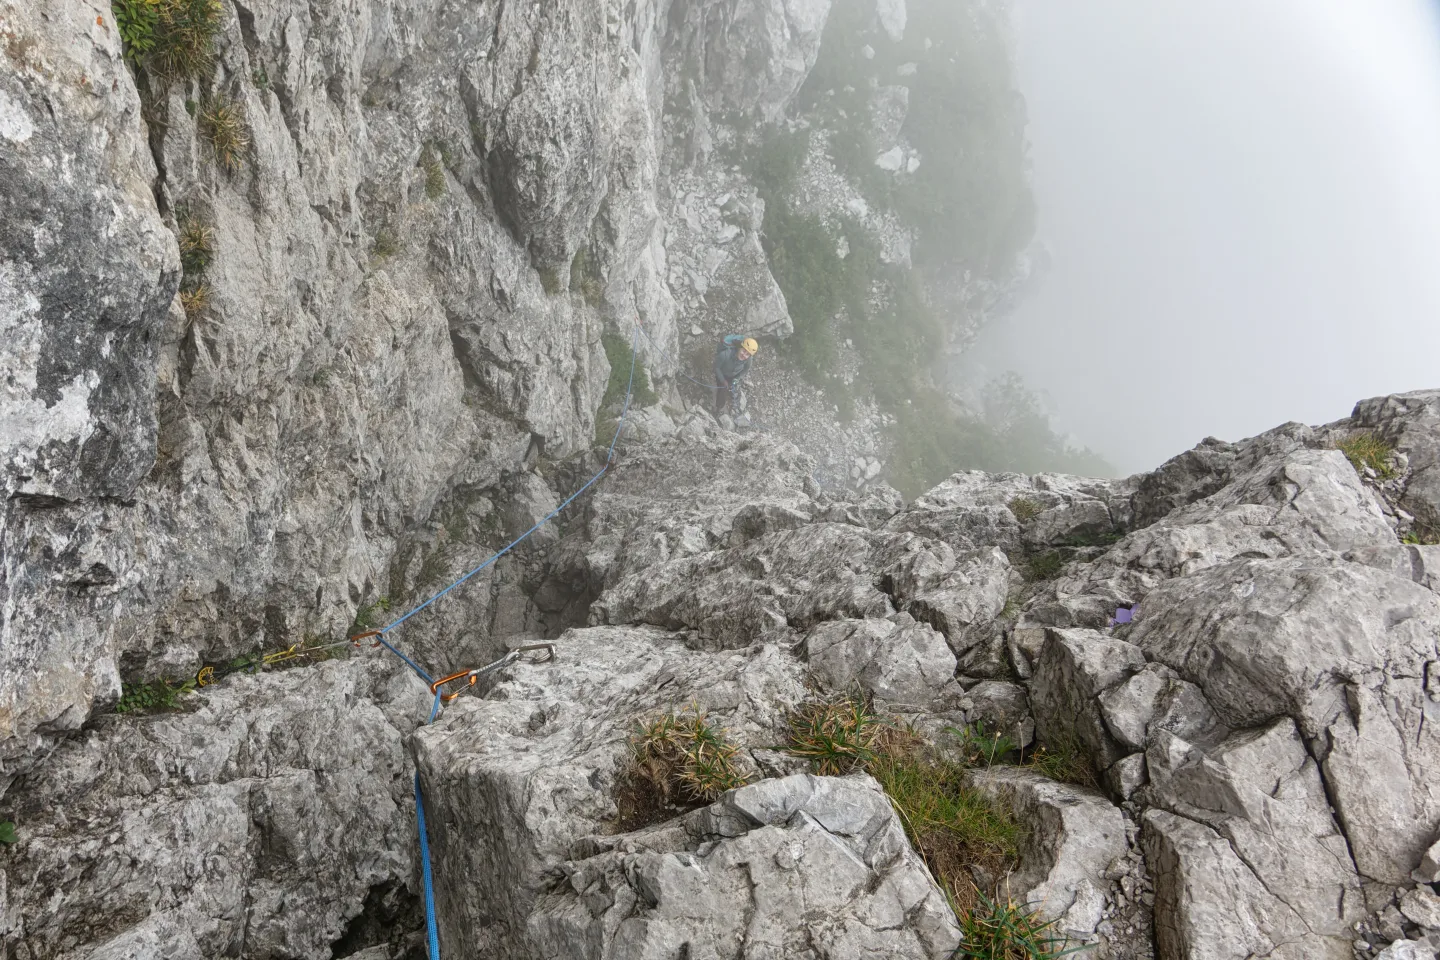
338 326 644 959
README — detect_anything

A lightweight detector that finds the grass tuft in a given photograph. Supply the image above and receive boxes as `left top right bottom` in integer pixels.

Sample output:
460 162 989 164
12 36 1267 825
199 95 249 172
599 332 658 412
618 708 749 830
786 696 1023 918
1337 432 1397 480
570 247 605 307
1008 497 1042 523
786 696 884 775
420 142 445 200
955 889 1087 958
177 213 214 275
1024 551 1065 582
113 0 222 79
1024 730 1097 789
179 283 210 318
371 228 401 260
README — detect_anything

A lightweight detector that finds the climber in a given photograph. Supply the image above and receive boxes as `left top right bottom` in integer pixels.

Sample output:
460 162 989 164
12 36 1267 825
713 335 759 418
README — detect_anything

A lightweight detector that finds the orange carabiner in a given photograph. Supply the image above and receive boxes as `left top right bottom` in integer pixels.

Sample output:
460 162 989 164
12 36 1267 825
429 669 479 703
348 629 385 648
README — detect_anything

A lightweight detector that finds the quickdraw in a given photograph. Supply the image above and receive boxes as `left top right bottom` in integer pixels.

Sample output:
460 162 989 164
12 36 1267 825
429 643 556 703
194 637 366 687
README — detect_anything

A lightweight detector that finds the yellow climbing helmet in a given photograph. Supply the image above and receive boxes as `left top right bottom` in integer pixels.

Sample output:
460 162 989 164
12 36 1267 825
741 337 759 355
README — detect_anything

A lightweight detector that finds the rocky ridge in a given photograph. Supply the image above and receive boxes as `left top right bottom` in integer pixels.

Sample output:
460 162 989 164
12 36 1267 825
8 390 1440 960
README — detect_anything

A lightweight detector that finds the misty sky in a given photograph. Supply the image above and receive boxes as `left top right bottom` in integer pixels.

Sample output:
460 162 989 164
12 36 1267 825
958 0 1440 475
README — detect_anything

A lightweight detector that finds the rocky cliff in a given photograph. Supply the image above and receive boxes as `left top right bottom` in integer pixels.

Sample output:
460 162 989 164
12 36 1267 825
5 1 1440 959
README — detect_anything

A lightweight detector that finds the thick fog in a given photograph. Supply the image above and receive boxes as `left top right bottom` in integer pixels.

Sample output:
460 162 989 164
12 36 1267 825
957 0 1440 475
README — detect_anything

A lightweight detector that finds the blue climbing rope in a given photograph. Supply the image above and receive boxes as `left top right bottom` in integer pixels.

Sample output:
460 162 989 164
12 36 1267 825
414 773 441 960
357 326 645 959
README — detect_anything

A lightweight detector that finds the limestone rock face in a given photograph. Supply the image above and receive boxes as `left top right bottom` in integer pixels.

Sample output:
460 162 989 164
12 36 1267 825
967 767 1129 938
0 659 432 958
1132 558 1440 887
531 774 961 960
803 614 957 708
0 0 842 778
412 624 805 957
9 0 1440 953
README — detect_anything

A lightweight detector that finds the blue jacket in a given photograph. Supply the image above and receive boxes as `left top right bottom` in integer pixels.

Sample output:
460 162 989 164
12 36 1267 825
714 335 752 385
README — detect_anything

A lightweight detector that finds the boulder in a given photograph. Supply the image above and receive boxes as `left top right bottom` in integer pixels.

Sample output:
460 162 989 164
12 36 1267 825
1144 809 1350 960
1401 887 1440 932
0 659 432 958
529 774 961 959
1097 663 1228 754
1030 627 1146 771
1376 941 1439 960
902 546 1012 657
413 625 811 957
1145 719 1363 948
1131 557 1440 885
1349 390 1440 532
592 523 1000 652
966 767 1129 938
886 471 1124 558
1100 448 1391 584
1414 838 1440 884
802 615 956 708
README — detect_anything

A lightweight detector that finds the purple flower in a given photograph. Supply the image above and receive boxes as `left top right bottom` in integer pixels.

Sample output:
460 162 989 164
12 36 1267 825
1106 605 1139 628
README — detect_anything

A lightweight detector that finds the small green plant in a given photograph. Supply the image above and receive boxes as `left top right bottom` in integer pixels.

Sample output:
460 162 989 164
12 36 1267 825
599 332 659 411
618 708 749 829
570 247 604 307
350 596 393 634
420 142 445 199
116 677 195 714
251 64 269 90
371 228 401 259
177 213 214 275
950 721 1019 768
1008 497 1042 523
1025 731 1097 789
786 696 885 775
1337 432 1397 480
0 820 17 844
955 889 1086 958
1024 551 1065 582
184 98 197 117
113 0 222 79
113 0 160 62
199 95 249 172
180 282 210 318
1403 525 1440 546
